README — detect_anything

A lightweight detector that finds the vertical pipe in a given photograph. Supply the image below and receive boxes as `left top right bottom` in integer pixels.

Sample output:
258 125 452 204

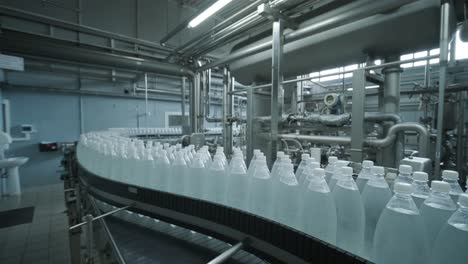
246 88 254 166
350 69 366 163
382 62 403 168
181 77 186 126
144 73 148 130
190 74 201 133
435 1 452 179
84 214 94 263
456 92 465 175
223 68 233 158
270 19 284 167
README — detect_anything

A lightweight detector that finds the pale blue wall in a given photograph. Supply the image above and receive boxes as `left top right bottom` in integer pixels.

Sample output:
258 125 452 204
2 89 188 187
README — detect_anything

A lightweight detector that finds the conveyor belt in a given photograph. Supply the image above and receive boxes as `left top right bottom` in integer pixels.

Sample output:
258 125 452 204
76 159 369 264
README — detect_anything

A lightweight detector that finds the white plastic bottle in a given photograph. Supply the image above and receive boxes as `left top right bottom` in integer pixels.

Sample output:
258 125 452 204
142 148 156 188
168 152 189 195
296 154 311 179
187 153 205 199
270 152 285 179
411 172 431 208
431 193 468 264
361 166 392 260
296 157 317 185
356 160 373 193
298 162 321 192
205 154 227 203
419 180 457 248
393 165 413 189
300 168 336 244
373 182 429 264
324 156 338 183
441 170 464 202
332 166 365 256
157 149 171 191
247 156 272 218
328 160 349 191
226 155 249 210
273 163 300 229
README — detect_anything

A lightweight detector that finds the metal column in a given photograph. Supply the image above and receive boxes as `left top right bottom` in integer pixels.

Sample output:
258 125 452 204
350 69 366 163
270 19 284 165
434 1 453 178
223 68 233 158
181 77 186 126
191 73 201 133
246 88 254 165
382 63 403 168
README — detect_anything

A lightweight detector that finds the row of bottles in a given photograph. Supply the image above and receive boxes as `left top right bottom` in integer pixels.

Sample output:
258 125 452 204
77 132 467 264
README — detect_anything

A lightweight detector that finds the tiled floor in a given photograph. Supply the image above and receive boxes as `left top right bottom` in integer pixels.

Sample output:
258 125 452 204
0 184 71 264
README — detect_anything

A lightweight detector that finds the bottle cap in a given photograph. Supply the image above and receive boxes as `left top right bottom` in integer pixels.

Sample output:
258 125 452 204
277 151 285 157
341 166 353 176
431 180 450 193
399 165 413 174
313 168 325 177
394 182 413 194
301 153 310 160
442 170 459 180
362 160 374 168
372 166 385 175
458 193 468 207
328 156 338 163
413 172 428 181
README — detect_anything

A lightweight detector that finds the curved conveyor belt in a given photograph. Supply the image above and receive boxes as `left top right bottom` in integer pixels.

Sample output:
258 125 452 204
74 157 369 264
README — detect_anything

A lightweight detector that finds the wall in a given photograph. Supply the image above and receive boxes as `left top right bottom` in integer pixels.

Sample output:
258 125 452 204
1 88 189 187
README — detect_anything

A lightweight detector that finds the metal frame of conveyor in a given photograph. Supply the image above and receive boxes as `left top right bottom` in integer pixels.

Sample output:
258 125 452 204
70 155 369 264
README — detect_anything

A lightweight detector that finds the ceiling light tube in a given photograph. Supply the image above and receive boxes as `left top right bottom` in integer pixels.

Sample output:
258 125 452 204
188 0 232 28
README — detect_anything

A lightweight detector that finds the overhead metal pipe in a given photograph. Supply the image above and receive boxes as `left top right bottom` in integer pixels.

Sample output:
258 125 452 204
279 134 352 145
0 30 193 77
199 0 416 71
366 123 429 158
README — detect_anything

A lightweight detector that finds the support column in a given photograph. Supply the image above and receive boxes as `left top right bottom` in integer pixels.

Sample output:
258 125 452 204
435 1 453 178
222 68 233 158
350 69 366 163
246 88 254 165
382 62 403 168
270 19 284 165
190 73 201 133
181 77 186 126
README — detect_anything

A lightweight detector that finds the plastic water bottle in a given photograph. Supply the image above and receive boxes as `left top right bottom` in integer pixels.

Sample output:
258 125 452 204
431 193 468 264
356 160 373 193
441 170 464 202
324 156 338 183
332 166 364 256
142 148 156 188
205 154 226 203
296 154 312 179
329 160 349 190
168 152 189 195
247 156 272 218
420 180 456 248
373 182 429 264
393 165 413 190
187 153 205 199
411 172 431 208
298 162 321 192
361 166 392 260
157 149 171 191
273 163 300 229
270 152 285 179
226 155 248 210
296 157 317 185
300 168 336 244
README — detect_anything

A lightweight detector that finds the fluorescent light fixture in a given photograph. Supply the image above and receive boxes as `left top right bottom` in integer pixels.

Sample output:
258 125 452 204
188 0 232 28
347 85 380 91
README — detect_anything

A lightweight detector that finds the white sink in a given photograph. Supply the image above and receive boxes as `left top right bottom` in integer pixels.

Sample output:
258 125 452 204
0 157 29 169
0 157 29 196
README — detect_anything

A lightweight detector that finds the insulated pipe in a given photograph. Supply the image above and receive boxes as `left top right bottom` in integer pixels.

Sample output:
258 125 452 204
279 134 352 145
199 0 416 71
364 112 402 124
